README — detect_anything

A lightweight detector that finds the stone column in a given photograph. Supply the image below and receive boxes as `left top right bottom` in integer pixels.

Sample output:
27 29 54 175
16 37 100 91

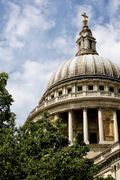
72 84 76 97
98 108 104 144
113 110 119 142
83 108 89 144
63 87 66 95
55 91 58 101
68 110 73 145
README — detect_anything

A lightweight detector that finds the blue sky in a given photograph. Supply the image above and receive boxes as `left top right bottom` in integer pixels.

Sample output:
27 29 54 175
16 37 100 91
0 0 120 126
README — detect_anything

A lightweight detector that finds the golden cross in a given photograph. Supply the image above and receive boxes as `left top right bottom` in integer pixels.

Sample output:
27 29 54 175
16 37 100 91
81 12 88 26
81 12 88 20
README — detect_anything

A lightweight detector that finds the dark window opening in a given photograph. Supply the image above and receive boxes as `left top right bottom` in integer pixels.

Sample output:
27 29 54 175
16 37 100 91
67 88 72 94
51 94 54 99
78 86 82 91
99 85 104 91
58 91 62 96
90 40 92 49
109 86 114 92
89 133 97 144
117 110 120 141
88 85 93 90
118 89 120 93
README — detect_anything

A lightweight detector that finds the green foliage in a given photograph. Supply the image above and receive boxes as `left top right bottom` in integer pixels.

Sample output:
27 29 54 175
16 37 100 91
0 72 114 180
0 72 17 180
13 112 98 180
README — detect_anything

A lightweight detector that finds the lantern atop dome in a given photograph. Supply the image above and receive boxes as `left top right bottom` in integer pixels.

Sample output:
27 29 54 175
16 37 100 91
76 12 98 56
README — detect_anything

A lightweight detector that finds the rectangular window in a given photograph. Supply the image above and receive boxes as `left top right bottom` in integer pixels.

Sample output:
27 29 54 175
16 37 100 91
67 88 72 94
78 86 82 91
58 91 62 96
118 89 120 93
109 86 114 92
51 94 54 99
88 85 93 90
99 85 104 91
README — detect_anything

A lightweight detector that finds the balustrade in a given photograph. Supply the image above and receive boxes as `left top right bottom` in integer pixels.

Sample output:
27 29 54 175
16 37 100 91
40 89 120 109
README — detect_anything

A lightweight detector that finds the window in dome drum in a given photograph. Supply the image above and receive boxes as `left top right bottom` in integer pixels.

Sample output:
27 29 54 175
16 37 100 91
78 86 82 91
99 85 104 91
67 88 72 94
58 91 62 96
109 86 114 92
88 85 93 90
51 94 54 99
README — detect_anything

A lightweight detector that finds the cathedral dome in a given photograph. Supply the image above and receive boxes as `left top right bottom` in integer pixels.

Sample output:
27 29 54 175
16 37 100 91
46 13 120 90
47 55 120 89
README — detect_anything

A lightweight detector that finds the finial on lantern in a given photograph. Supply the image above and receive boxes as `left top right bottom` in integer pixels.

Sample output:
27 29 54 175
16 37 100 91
81 12 88 26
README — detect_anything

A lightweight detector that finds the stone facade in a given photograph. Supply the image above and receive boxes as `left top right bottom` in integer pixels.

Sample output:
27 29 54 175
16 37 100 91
94 142 120 180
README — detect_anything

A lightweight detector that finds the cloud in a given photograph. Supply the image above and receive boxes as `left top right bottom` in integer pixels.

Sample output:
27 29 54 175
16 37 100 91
4 1 55 49
8 59 63 126
0 0 56 126
94 24 120 66
48 35 75 57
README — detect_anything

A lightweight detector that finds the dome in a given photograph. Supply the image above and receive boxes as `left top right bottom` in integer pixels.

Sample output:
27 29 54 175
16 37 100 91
47 54 120 89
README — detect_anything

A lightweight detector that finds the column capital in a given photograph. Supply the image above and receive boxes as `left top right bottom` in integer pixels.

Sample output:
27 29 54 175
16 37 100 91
69 109 73 113
83 107 88 111
98 106 104 110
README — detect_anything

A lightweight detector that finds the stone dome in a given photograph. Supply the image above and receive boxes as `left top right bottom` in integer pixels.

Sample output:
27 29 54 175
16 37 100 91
47 54 120 89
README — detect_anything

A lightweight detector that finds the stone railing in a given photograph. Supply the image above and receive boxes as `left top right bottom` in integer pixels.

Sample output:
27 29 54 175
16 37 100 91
39 90 120 109
94 141 120 164
28 91 120 118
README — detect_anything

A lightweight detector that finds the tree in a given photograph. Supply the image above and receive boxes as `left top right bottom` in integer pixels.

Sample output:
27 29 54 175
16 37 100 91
0 72 115 180
0 72 17 179
14 112 98 180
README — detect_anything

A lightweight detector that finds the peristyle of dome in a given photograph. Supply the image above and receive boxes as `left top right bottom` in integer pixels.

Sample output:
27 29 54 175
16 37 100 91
47 55 120 89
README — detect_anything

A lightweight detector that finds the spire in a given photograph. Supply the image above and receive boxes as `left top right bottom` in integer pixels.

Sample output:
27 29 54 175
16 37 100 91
76 12 98 56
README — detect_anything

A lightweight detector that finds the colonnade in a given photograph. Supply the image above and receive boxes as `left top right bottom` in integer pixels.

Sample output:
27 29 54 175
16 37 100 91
68 108 119 145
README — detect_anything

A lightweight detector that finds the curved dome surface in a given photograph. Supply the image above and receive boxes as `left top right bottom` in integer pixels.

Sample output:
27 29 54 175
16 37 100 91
47 55 120 89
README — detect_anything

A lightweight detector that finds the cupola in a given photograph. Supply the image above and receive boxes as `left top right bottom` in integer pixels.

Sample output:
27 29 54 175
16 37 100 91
76 12 98 56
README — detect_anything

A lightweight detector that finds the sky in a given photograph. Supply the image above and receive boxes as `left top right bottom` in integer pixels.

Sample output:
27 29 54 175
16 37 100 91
0 0 120 126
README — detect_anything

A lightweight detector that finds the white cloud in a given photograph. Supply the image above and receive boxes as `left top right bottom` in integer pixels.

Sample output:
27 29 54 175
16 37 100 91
0 0 56 126
8 59 63 126
108 0 120 17
48 35 75 57
4 2 55 49
94 24 120 66
34 0 48 6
